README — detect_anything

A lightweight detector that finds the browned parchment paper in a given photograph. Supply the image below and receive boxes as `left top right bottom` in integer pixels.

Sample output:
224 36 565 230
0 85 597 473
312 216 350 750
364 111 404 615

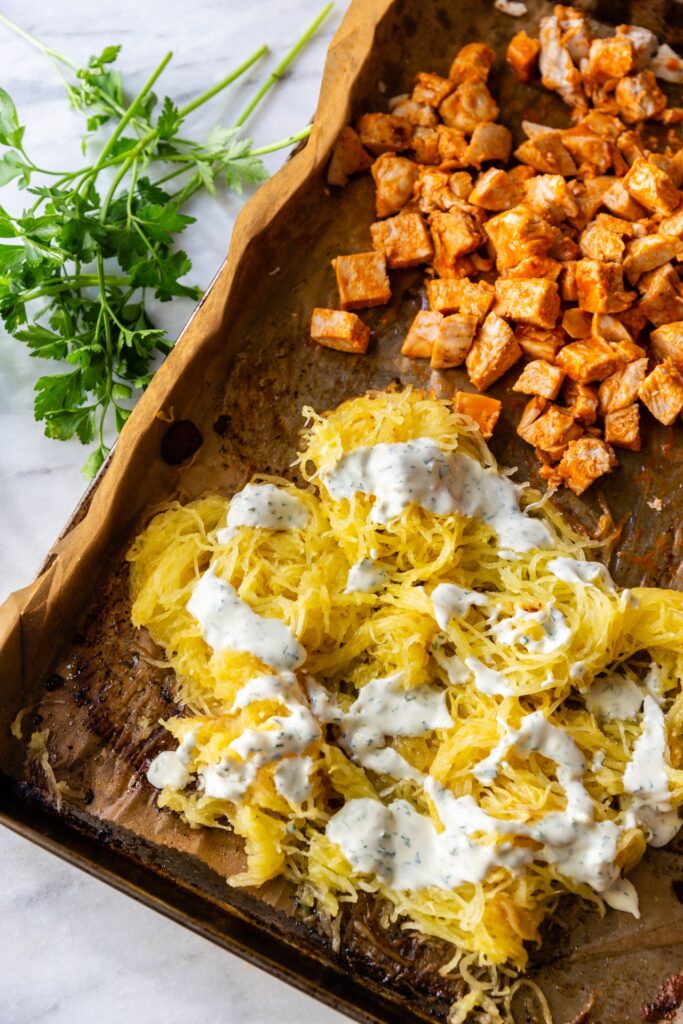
2 2 683 1022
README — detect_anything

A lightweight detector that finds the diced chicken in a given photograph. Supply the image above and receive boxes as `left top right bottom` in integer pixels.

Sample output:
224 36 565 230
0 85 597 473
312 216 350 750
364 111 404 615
517 403 582 458
562 307 592 338
557 437 617 495
430 209 484 276
651 322 683 370
556 337 620 382
611 336 647 362
585 36 634 84
413 168 460 215
591 313 633 344
602 178 648 221
515 325 564 363
518 394 549 434
370 212 434 268
563 380 599 425
371 154 419 217
575 259 635 314
559 262 579 302
604 404 641 451
616 129 647 167
538 14 586 109
466 311 522 389
515 133 577 176
524 174 578 221
507 31 541 83
658 207 683 238
427 278 463 315
649 42 683 84
401 310 443 358
494 278 560 327
356 113 413 154
638 359 683 424
439 82 500 134
579 221 625 262
469 168 524 210
549 233 581 262
464 123 512 167
388 95 439 127
310 308 371 353
436 126 469 164
623 235 683 284
327 127 373 187
639 265 683 327
484 204 559 271
431 313 479 368
624 158 682 215
412 72 455 107
614 71 667 124
616 306 649 345
455 279 495 321
449 43 496 85
504 256 562 281
452 391 501 438
568 176 614 229
555 5 592 64
513 358 565 399
332 251 391 311
411 127 441 164
598 358 648 414
616 24 658 70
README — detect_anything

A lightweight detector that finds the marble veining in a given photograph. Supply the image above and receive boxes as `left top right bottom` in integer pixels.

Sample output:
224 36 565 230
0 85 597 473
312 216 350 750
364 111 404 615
0 1 344 1021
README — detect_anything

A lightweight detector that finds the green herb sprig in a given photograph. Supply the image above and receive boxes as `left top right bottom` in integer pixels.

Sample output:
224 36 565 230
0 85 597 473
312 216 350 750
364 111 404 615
0 6 331 478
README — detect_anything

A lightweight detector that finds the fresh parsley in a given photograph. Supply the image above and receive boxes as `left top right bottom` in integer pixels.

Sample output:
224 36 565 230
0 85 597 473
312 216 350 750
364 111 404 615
0 6 331 478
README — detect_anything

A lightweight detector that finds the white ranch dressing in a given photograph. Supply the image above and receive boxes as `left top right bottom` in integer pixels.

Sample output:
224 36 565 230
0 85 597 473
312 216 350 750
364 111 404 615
623 695 681 847
603 877 640 918
322 438 553 554
216 482 309 542
230 672 321 766
489 602 571 655
201 758 257 802
431 583 488 630
586 674 643 722
187 566 306 671
147 729 196 790
547 557 615 591
345 559 387 594
432 648 470 684
274 756 313 804
465 656 513 697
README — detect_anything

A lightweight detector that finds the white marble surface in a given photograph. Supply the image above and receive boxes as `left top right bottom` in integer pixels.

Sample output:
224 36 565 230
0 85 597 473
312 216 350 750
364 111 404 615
0 2 345 1021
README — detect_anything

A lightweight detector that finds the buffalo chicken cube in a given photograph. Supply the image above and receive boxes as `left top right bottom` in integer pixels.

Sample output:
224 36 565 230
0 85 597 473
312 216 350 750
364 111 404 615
371 154 419 218
579 222 625 262
563 381 599 425
388 95 438 127
556 337 620 383
370 213 434 269
356 113 412 155
469 168 524 211
616 129 647 167
639 266 683 327
504 256 562 281
591 312 633 344
464 123 512 167
604 404 641 451
452 391 501 438
616 24 658 69
559 263 579 302
659 207 683 238
494 278 560 328
585 36 634 83
484 204 559 271
550 234 581 264
562 307 592 338
412 72 454 107
568 177 615 229
327 127 372 187
401 311 443 358
575 259 634 314
455 279 495 321
439 82 499 135
513 359 565 400
614 71 667 124
517 404 582 458
410 127 441 165
560 126 612 175
638 359 683 424
515 325 564 363
623 159 682 215
430 209 483 276
557 437 617 495
651 322 683 369
431 313 479 369
518 394 549 434
332 252 391 311
611 337 647 362
538 13 586 109
436 126 469 165
466 312 522 390
515 133 577 176
602 179 647 221
598 357 648 414
524 174 578 222
450 172 474 199
428 278 463 315
413 168 460 215
507 31 541 83
310 309 371 354
449 43 496 85
623 235 683 284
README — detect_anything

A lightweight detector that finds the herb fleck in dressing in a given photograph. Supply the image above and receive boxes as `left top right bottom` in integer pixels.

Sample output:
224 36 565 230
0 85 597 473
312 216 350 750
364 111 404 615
230 672 321 766
623 695 681 847
489 602 571 655
322 438 553 554
345 558 387 594
431 583 488 630
201 758 257 803
586 674 643 722
187 566 306 671
216 482 309 542
274 755 314 804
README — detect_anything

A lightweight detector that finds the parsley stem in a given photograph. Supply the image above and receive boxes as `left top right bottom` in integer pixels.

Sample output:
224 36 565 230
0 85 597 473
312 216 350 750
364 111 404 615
250 126 312 156
177 45 269 119
234 3 332 128
19 275 129 302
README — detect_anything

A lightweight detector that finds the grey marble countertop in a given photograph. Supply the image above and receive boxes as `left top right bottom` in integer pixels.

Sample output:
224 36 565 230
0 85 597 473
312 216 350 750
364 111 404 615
0 2 345 1020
